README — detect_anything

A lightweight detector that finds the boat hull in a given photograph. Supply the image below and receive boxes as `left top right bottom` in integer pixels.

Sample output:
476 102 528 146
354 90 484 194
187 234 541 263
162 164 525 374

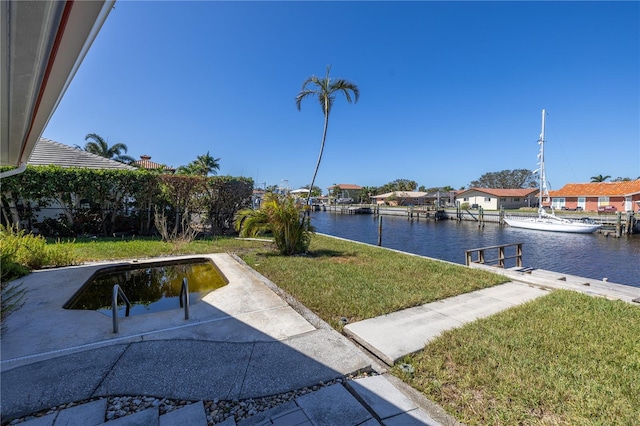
504 217 601 234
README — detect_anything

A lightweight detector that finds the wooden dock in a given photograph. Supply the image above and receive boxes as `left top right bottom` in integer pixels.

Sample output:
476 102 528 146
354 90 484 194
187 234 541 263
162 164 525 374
317 204 638 235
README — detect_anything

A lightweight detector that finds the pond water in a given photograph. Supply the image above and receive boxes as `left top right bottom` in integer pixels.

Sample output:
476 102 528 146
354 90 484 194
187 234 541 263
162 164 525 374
64 258 228 317
310 211 640 288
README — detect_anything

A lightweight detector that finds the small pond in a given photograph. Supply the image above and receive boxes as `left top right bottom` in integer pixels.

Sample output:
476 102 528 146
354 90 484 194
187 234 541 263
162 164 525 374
64 258 228 317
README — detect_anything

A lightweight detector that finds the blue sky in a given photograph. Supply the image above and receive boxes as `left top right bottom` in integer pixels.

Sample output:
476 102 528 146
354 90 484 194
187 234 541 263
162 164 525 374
43 1 639 193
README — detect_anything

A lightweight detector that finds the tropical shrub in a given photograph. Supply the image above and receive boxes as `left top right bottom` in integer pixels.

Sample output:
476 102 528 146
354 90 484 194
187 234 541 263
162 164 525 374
1 252 28 334
0 225 77 269
234 193 314 255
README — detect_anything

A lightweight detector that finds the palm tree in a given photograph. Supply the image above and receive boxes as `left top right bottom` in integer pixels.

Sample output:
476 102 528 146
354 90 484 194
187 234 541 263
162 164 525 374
176 152 220 176
296 65 359 204
234 193 314 255
83 133 135 163
590 174 611 182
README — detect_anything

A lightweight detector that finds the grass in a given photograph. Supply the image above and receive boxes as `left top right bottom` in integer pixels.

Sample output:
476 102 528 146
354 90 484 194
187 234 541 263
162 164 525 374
241 235 507 329
41 234 640 424
392 290 640 425
58 236 272 262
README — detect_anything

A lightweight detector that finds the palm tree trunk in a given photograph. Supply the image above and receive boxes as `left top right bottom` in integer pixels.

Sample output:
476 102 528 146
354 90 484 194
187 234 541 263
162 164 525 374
307 103 330 206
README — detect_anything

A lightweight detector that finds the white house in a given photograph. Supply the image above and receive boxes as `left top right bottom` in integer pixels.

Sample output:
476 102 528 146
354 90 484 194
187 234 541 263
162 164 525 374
455 188 538 210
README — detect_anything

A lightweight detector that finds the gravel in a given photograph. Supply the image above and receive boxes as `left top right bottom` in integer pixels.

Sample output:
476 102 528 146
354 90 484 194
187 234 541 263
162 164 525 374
6 372 377 425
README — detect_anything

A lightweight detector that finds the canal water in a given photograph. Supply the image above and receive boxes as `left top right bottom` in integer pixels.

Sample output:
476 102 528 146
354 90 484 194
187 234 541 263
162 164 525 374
310 211 640 288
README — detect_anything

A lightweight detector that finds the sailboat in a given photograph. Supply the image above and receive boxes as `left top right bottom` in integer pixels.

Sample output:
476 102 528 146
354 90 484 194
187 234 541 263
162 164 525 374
503 109 602 234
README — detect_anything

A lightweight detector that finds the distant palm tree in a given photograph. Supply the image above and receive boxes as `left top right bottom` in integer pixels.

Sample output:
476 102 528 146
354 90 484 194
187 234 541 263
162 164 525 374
296 65 359 204
176 152 220 176
82 133 135 163
590 174 611 182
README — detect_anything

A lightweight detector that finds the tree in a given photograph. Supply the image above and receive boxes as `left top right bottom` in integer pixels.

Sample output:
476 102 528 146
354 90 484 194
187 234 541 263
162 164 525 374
300 185 322 198
82 133 135 164
590 174 611 182
470 169 536 189
360 186 378 203
296 65 359 204
176 152 220 176
378 179 417 194
234 193 314 255
612 177 640 182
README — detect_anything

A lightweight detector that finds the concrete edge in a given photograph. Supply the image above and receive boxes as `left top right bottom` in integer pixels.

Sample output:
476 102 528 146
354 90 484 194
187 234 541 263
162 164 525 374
229 253 389 376
468 263 639 304
382 374 465 426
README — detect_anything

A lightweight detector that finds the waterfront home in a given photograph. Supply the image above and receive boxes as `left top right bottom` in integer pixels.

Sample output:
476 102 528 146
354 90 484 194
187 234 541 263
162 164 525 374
455 188 538 210
371 191 429 206
545 180 640 213
328 184 363 203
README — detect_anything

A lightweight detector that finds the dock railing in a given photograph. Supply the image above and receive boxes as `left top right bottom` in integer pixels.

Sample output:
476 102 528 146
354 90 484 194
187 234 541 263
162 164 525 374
465 243 524 268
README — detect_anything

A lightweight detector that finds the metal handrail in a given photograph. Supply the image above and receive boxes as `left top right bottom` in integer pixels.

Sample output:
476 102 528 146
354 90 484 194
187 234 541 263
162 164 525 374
112 284 131 333
465 242 524 269
179 277 190 320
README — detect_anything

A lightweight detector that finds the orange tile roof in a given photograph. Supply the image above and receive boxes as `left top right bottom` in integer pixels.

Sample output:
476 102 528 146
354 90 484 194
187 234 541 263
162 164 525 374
549 181 640 197
327 184 362 190
134 155 174 171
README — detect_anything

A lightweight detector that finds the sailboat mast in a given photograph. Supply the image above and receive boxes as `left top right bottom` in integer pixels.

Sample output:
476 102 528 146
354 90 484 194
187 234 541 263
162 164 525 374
538 109 547 209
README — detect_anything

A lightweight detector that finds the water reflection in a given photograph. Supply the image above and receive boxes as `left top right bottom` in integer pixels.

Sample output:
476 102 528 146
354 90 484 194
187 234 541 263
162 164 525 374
310 211 640 288
65 260 228 316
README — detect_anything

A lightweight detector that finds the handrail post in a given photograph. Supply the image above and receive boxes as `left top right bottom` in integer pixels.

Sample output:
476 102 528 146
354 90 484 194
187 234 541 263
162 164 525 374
465 243 525 269
180 277 190 320
112 284 131 333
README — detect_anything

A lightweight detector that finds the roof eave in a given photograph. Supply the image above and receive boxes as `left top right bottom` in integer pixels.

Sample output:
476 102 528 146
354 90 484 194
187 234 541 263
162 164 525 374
1 0 114 167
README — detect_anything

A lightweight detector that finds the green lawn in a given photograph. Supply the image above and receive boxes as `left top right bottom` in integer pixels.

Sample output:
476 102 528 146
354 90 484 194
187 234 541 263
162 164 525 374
393 290 640 425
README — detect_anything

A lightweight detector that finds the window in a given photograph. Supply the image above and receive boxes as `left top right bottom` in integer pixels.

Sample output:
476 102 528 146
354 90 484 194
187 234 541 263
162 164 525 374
552 198 565 209
484 197 491 202
513 198 520 202
463 197 469 201
598 196 609 206
500 198 506 202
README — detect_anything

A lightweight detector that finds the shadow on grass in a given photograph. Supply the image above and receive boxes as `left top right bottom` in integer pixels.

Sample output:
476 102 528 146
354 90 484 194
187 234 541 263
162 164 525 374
308 249 357 259
255 249 356 259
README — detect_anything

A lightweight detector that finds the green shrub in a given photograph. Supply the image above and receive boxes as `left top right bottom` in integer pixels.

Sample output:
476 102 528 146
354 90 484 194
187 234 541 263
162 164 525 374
235 193 314 255
0 225 77 269
1 252 28 334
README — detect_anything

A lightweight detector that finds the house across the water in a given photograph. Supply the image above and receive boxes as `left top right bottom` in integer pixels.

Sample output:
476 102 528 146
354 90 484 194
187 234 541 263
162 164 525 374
545 181 640 213
455 188 538 210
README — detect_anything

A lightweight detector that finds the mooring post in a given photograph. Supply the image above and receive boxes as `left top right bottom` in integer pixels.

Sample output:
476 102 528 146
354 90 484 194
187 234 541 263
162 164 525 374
378 216 382 246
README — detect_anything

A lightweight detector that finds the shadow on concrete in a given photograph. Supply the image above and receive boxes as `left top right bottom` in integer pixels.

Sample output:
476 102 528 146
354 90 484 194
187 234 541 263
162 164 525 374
0 254 373 420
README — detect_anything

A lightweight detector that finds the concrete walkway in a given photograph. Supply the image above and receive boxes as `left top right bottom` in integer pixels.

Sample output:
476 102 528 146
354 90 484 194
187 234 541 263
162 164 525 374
344 282 549 365
10 373 443 426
